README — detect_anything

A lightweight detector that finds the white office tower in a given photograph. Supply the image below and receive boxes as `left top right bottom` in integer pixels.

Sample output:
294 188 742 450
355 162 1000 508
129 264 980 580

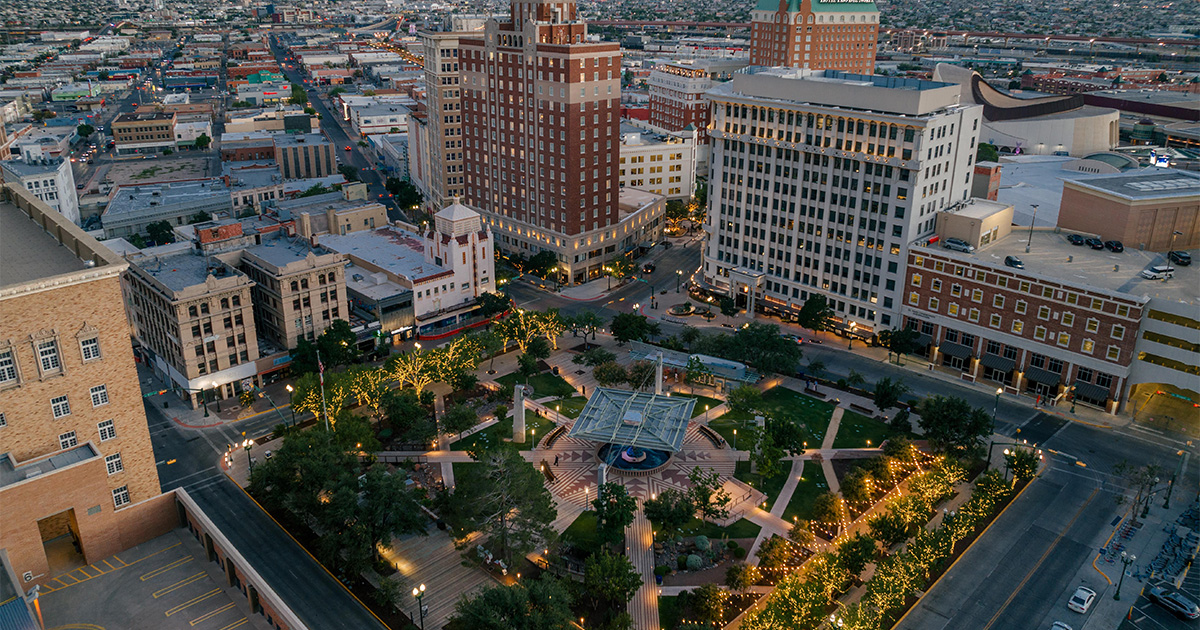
701 68 982 336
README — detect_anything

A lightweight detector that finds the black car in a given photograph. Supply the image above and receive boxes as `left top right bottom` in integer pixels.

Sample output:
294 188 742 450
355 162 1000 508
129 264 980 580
1067 234 1086 246
1004 255 1024 269
1168 250 1192 266
1085 237 1105 250
1104 240 1124 253
642 263 656 274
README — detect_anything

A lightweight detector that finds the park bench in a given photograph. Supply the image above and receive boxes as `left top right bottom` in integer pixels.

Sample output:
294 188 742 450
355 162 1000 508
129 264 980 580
848 403 878 418
543 425 568 449
697 425 726 448
540 459 558 484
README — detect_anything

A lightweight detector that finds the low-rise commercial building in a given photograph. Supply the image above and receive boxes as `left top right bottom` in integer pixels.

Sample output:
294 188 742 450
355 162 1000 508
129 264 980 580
111 111 177 155
276 183 389 241
618 122 697 200
1057 168 1199 252
273 133 337 179
1 147 79 225
102 179 232 239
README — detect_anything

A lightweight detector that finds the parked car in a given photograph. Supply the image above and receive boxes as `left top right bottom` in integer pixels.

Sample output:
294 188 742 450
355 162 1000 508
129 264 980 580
1140 265 1176 280
1104 240 1124 253
1004 255 1025 269
1168 251 1192 266
1067 586 1096 613
1147 586 1200 620
942 237 975 253
1050 623 1073 630
1085 237 1105 250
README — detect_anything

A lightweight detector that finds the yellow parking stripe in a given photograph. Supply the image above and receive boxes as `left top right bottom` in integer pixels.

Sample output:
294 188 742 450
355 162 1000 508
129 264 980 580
216 618 248 630
189 602 235 626
74 567 92 579
48 624 107 630
140 556 193 581
40 543 187 598
152 572 207 599
164 589 221 617
103 560 117 571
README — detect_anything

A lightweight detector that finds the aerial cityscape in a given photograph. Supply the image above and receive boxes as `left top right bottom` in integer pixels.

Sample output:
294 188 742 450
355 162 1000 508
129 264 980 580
0 0 1197 629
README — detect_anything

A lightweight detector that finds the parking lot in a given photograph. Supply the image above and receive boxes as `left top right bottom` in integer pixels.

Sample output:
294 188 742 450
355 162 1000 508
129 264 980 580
1121 572 1200 630
40 529 269 630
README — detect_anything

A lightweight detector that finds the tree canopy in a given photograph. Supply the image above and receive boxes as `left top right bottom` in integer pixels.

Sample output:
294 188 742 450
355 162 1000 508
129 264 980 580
918 395 993 457
445 575 574 630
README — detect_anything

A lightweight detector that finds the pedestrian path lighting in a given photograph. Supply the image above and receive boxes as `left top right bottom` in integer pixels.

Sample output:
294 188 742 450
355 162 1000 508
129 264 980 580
733 429 737 450
1114 552 1135 600
676 269 682 293
412 583 426 630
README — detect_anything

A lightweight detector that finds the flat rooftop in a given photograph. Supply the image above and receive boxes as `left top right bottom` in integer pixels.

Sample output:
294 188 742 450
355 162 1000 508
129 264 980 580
0 157 66 177
742 67 955 91
241 235 315 268
0 201 88 288
995 155 1084 226
136 252 240 293
319 226 448 284
1089 89 1200 111
941 231 1199 305
345 263 410 301
0 444 97 490
1065 167 1200 201
104 180 228 217
272 133 329 148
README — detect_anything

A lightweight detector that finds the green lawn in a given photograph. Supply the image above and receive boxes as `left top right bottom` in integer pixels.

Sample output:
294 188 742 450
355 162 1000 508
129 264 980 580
553 396 588 419
718 386 833 446
496 371 577 398
560 511 599 547
734 460 792 511
780 470 829 524
707 417 742 448
668 393 723 418
448 410 557 452
831 410 903 449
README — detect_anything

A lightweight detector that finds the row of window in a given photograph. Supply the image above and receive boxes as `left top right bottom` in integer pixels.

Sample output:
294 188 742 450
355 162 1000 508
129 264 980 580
0 336 102 386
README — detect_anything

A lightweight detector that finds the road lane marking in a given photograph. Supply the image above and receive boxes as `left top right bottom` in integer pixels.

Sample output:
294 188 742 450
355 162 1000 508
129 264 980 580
164 588 222 616
140 556 193 581
152 572 207 598
980 486 1099 630
190 603 236 626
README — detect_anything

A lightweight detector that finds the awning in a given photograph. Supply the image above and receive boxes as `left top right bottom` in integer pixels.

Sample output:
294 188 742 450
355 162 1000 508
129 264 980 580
939 342 973 360
980 353 1015 373
1025 366 1062 387
1072 380 1111 402
913 333 932 348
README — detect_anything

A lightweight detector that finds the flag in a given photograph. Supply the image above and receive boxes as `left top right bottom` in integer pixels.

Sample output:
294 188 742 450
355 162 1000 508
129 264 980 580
318 352 325 386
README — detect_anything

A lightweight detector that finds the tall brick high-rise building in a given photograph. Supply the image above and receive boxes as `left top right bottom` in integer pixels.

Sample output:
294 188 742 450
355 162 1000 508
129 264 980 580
460 0 663 284
749 0 879 74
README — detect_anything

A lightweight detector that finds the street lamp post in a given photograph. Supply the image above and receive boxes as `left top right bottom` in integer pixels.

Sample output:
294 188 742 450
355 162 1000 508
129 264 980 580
1114 552 1136 600
285 384 296 427
1069 386 1077 414
847 322 857 349
202 382 210 418
1026 204 1039 253
676 269 682 293
412 583 426 630
993 387 1002 425
242 436 254 473
733 428 737 451
605 266 612 290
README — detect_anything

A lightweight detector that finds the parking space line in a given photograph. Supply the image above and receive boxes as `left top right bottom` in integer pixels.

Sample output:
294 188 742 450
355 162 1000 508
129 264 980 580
216 618 248 630
189 602 235 626
102 560 117 571
140 556 194 581
152 572 207 599
74 567 92 579
164 589 222 617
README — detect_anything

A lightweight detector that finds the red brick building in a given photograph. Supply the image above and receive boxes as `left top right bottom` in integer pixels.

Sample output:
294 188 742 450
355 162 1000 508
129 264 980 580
749 0 879 73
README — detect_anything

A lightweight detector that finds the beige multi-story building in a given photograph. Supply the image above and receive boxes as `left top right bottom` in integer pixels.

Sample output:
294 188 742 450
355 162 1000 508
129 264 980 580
0 183 174 589
111 111 178 155
225 240 348 349
273 133 337 180
123 250 260 408
277 183 389 242
617 122 698 200
418 30 466 209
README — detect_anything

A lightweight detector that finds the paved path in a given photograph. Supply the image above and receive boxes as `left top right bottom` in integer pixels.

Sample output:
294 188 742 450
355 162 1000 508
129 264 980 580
821 458 841 494
769 459 806 519
385 526 495 630
821 407 847 450
627 511 659 630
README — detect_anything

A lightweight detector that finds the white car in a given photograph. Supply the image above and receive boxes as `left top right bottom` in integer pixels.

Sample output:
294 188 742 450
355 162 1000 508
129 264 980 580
1067 586 1096 613
1140 265 1175 280
1051 623 1072 630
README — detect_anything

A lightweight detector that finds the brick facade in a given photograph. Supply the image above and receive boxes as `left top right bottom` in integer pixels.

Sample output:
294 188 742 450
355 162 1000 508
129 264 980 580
749 0 879 73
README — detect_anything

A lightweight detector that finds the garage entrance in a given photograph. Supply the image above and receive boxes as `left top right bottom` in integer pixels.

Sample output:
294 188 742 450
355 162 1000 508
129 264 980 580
38 509 85 574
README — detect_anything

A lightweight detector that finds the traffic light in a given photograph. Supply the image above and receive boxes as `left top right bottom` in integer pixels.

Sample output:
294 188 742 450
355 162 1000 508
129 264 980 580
143 389 168 397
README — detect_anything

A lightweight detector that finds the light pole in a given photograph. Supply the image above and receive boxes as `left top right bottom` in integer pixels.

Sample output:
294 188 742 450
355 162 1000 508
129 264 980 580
285 384 296 427
202 382 210 417
993 387 1002 425
1025 204 1039 253
242 436 254 473
412 583 426 630
605 266 611 290
1114 552 1136 600
676 269 682 293
847 322 857 349
1069 385 1077 414
704 404 710 422
733 428 737 451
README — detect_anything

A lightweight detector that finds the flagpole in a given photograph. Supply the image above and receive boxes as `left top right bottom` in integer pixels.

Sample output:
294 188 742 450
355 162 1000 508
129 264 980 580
317 348 331 432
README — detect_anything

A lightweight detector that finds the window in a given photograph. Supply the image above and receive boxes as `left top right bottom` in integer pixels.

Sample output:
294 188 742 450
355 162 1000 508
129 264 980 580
909 292 919 306
1057 332 1071 347
1061 313 1074 327
38 340 61 374
1116 304 1129 317
51 395 71 418
911 273 922 287
972 289 983 303
1011 320 1024 334
112 485 130 508
931 279 942 292
1037 306 1051 320
928 297 939 311
0 412 5 428
969 308 980 323
1111 325 1125 340
1033 325 1045 340
59 430 77 449
950 284 962 297
1082 339 1095 354
990 314 1002 328
105 453 123 475
90 384 109 407
80 337 101 361
993 295 1005 309
1086 318 1099 333
1106 346 1121 361
1015 300 1027 315
98 419 116 441
0 348 16 384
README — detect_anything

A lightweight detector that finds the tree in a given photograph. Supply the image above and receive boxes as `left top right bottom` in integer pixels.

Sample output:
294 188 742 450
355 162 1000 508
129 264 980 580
288 82 307 105
725 563 761 594
684 355 710 394
718 295 738 321
755 535 791 569
338 164 360 182
517 352 540 383
584 552 643 608
867 510 912 548
146 220 175 245
452 448 556 565
298 183 331 197
383 389 433 443
690 583 728 626
1005 447 1039 481
796 295 834 332
836 533 877 578
76 123 94 139
353 463 428 558
610 312 654 344
748 427 785 477
665 199 689 231
194 133 211 150
477 292 510 319
593 483 637 547
1114 461 1166 524
521 250 558 279
573 347 616 367
811 492 845 525
643 488 693 534
626 360 656 390
976 142 999 163
687 467 731 522
592 361 628 387
878 327 920 365
445 575 574 630
873 377 909 413
575 311 604 347
346 365 390 422
442 403 480 436
32 109 56 123
727 322 804 374
189 211 211 224
841 468 875 505
788 519 815 547
918 395 993 457
525 336 552 361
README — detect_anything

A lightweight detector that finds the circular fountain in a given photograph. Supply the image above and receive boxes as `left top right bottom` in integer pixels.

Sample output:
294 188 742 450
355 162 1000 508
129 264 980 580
597 444 672 476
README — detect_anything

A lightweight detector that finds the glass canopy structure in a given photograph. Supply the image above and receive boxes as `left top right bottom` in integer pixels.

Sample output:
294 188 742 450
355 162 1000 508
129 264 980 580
567 388 696 453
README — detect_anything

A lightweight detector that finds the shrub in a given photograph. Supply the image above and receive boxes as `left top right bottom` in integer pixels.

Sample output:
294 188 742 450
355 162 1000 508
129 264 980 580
493 404 508 420
726 540 739 550
734 547 747 559
695 535 711 552
686 554 703 571
655 565 670 577
678 556 688 570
